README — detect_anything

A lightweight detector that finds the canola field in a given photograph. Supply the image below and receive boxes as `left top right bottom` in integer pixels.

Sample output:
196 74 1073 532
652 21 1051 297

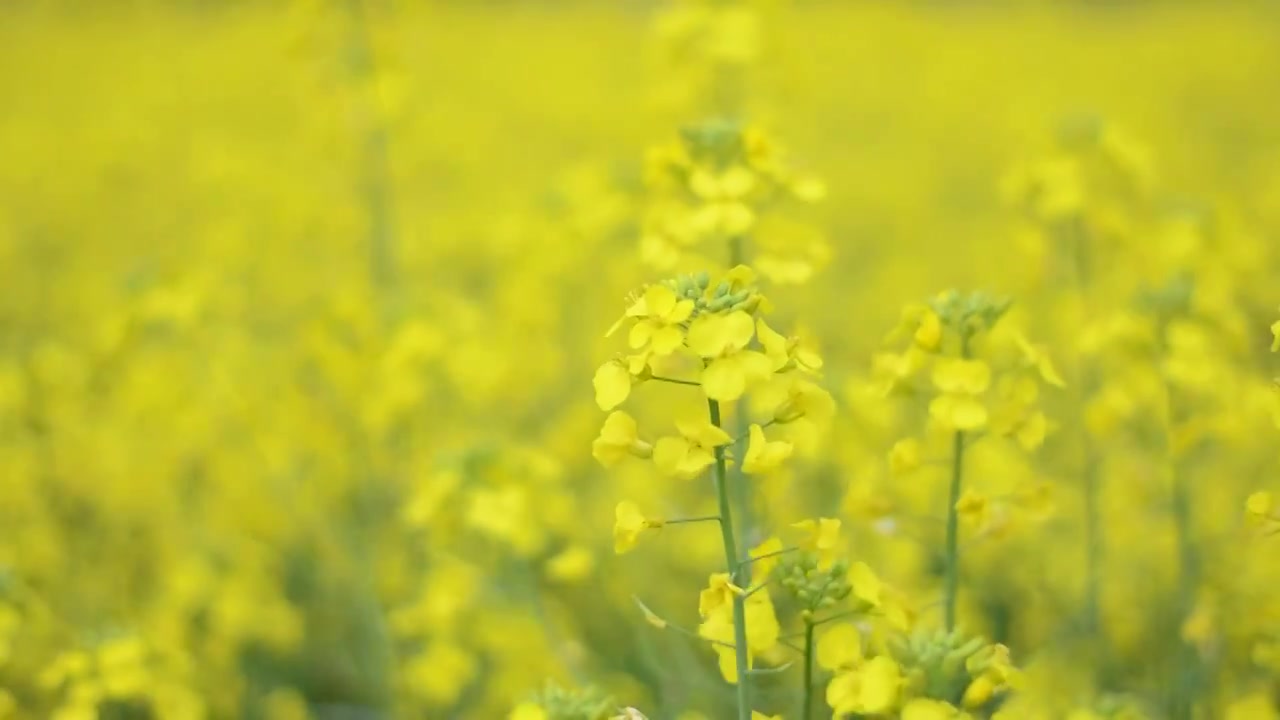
2 1 1280 719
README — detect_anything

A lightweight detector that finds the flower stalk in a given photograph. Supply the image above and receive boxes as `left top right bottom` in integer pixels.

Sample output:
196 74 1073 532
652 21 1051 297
943 333 972 632
709 397 752 720
801 616 816 720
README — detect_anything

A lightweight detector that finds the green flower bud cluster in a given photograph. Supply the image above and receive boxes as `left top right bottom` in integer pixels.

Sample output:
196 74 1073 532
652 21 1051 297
929 290 1013 338
778 554 852 611
679 118 746 167
527 682 616 720
665 271 763 318
888 627 990 705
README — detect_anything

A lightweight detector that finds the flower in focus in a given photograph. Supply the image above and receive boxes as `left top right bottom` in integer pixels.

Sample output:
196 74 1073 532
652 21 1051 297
653 416 733 478
614 501 664 554
592 411 653 467
741 423 792 474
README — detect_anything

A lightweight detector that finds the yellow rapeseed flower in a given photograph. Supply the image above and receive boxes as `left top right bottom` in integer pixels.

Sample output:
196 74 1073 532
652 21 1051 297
627 284 696 356
741 423 792 474
688 310 773 402
614 501 663 554
791 517 841 568
593 359 634 411
653 417 733 478
826 655 902 716
592 411 652 467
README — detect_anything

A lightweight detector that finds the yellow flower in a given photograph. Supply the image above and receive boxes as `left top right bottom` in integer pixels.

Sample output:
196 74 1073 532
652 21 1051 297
826 656 901 715
510 703 548 720
961 673 997 708
698 573 744 617
903 698 965 720
688 311 773 401
872 348 928 396
748 536 785 584
758 317 823 374
653 417 733 478
916 310 943 351
614 501 663 554
932 357 992 394
1271 316 1279 352
773 377 836 425
592 411 652 467
545 545 594 583
848 561 884 608
742 424 792 474
628 284 695 356
593 359 633 411
886 303 942 351
889 437 922 476
929 393 989 431
792 517 841 567
699 584 780 684
817 623 862 671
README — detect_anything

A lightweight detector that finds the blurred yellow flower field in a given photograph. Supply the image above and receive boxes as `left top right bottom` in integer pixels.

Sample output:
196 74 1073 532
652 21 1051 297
1 1 1279 718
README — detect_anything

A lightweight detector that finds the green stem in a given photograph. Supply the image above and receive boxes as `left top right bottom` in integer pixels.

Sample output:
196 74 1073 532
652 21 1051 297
737 546 798 571
943 336 972 632
666 515 722 525
801 618 816 720
709 398 752 720
943 427 965 632
344 0 397 293
727 235 753 561
651 375 701 387
1170 457 1199 720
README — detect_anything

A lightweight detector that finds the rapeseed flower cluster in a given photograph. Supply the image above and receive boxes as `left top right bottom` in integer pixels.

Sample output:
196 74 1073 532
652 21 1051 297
2 1 1280 719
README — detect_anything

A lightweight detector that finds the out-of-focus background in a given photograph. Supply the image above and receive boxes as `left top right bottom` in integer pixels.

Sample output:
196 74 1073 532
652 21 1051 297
2 1 1279 718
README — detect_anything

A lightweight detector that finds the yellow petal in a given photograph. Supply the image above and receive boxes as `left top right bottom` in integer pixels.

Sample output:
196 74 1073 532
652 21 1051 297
816 624 862 671
902 699 961 720
643 284 678 318
687 314 732 357
930 394 989 431
849 562 883 607
650 325 685 356
856 656 901 713
748 537 784 584
593 361 632 411
702 357 747 402
628 319 656 350
756 317 789 370
932 357 991 394
652 437 689 477
676 418 732 447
